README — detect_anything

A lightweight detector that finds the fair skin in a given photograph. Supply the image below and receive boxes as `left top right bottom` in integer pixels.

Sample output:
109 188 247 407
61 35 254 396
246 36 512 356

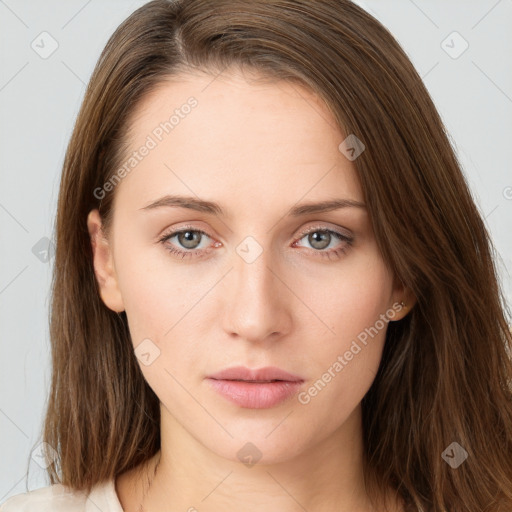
87 68 414 512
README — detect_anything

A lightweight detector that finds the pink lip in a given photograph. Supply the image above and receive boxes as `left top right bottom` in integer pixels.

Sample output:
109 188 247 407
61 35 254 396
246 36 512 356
206 366 304 409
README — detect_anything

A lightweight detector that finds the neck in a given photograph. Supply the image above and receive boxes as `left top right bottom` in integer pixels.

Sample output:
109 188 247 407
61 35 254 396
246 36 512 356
116 403 400 512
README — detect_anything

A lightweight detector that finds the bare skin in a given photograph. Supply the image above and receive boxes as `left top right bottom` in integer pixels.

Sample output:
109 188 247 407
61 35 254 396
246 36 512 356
88 67 414 512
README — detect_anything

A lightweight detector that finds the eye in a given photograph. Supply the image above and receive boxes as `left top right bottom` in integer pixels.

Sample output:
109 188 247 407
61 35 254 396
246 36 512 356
293 226 354 260
158 226 216 259
158 224 354 261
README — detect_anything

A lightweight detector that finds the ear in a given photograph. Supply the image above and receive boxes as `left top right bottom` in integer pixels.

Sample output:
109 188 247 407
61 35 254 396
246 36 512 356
389 275 416 322
87 209 125 313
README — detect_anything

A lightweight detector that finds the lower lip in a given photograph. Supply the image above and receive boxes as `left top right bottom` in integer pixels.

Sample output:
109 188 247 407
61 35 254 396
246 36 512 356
206 379 303 409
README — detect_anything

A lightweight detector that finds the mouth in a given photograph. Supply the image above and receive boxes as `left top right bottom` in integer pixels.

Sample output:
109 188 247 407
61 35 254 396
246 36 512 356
206 366 304 409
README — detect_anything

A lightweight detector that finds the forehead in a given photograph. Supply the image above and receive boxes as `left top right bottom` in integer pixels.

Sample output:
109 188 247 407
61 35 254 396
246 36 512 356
113 69 364 219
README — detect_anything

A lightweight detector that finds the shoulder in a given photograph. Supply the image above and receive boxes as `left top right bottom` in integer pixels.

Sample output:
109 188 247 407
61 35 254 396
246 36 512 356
0 479 121 512
0 483 87 511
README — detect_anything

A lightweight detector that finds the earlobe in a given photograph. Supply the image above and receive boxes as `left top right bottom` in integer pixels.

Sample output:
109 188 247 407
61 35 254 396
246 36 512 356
87 209 125 313
390 278 417 322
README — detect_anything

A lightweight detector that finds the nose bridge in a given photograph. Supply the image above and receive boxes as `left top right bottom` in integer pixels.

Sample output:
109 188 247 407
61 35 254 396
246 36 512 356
235 236 275 296
222 234 291 341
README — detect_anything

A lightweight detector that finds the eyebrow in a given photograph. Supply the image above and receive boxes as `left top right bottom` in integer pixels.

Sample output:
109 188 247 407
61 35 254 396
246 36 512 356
139 194 367 216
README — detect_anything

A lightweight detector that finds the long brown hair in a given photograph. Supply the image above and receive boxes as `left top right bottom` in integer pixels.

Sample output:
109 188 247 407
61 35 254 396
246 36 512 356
37 1 512 510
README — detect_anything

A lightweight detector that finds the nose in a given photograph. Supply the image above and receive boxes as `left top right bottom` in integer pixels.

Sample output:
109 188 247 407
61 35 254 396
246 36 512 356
221 241 292 344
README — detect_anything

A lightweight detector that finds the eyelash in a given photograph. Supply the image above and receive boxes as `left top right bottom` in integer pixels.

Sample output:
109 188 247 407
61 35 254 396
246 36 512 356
157 224 354 261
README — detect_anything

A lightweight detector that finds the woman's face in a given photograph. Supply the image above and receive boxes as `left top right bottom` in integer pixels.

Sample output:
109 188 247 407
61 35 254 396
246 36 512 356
88 69 410 464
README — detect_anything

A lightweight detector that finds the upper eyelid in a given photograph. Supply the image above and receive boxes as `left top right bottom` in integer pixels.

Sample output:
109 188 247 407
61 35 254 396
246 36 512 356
298 224 351 237
159 224 351 239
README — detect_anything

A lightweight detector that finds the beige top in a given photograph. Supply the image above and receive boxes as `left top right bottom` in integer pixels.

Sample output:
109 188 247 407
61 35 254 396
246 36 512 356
0 479 123 512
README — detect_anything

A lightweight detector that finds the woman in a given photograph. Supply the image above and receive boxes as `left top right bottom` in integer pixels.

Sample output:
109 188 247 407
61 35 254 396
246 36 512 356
2 0 511 511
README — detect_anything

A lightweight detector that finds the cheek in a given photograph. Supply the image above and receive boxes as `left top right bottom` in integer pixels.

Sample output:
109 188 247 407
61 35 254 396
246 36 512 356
113 237 192 338
113 241 214 375
295 246 393 397
116 257 204 401
118 267 169 345
301 243 394 341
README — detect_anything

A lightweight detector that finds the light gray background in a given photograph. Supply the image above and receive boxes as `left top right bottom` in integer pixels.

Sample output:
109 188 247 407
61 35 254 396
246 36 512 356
1 0 511 500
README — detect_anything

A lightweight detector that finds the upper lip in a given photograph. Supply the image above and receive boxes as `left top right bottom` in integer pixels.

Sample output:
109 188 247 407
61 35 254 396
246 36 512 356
207 366 304 382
